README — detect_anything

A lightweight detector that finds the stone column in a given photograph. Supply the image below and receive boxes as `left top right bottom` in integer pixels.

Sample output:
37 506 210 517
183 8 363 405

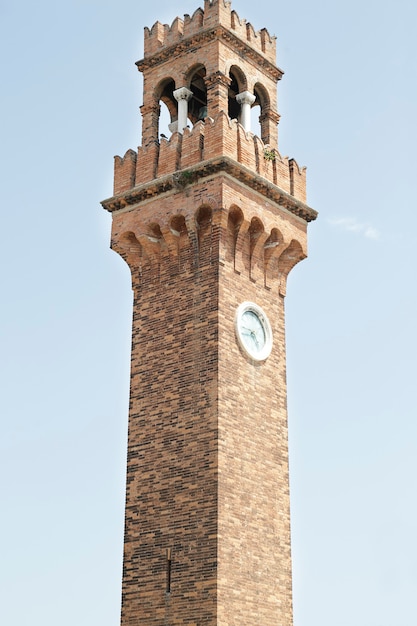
236 91 256 132
173 87 193 133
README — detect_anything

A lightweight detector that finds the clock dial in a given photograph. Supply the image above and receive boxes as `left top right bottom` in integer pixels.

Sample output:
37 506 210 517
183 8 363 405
235 302 273 361
240 310 266 352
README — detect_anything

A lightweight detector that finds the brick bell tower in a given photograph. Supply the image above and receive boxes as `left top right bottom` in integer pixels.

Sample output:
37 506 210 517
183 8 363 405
102 1 317 624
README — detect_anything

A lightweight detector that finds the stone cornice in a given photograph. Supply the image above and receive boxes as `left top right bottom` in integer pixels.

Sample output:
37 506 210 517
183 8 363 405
101 157 317 223
136 25 283 82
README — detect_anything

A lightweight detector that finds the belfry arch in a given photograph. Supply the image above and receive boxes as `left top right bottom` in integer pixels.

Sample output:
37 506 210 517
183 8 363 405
253 82 271 142
187 65 208 124
228 65 247 122
156 78 177 137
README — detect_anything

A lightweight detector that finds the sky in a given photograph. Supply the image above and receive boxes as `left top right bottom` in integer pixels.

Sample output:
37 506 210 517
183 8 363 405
1 1 416 625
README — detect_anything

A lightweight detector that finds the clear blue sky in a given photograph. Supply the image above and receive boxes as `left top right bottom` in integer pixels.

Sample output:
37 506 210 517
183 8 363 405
1 1 416 625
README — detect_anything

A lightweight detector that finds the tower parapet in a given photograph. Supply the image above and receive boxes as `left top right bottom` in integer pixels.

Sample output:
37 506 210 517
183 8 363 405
108 0 314 223
143 0 276 63
111 114 310 213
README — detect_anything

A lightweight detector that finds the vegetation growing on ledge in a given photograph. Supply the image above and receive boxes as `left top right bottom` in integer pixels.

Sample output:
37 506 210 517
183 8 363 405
264 148 276 162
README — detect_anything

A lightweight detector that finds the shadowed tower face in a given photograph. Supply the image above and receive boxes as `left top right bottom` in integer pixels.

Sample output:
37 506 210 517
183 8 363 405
102 0 317 624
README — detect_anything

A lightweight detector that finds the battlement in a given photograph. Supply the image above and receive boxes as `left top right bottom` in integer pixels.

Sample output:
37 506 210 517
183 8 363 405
112 114 307 210
143 0 276 63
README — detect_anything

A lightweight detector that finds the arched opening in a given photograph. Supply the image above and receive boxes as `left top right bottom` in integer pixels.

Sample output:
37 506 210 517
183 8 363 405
159 101 172 139
228 66 246 121
253 82 271 143
187 65 207 124
156 78 177 137
250 103 262 139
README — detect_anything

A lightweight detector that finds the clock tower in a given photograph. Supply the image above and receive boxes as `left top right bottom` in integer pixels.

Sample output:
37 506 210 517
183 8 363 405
102 1 317 624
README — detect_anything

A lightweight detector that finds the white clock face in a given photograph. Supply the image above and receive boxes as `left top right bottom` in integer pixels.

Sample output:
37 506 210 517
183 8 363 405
235 302 273 361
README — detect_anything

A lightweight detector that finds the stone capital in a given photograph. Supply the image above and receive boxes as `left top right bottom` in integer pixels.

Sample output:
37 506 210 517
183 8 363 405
236 91 256 106
173 87 193 102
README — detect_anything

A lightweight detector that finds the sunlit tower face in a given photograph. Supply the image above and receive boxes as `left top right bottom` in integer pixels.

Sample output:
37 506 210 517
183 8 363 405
101 1 316 624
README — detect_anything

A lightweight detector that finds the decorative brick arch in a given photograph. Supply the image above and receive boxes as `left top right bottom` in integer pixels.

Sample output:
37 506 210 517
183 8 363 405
115 230 142 264
226 205 244 265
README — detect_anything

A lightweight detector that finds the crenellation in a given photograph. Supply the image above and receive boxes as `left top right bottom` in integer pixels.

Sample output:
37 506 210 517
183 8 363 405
143 21 169 56
255 139 269 180
246 21 256 42
142 1 275 62
203 0 232 29
230 9 240 30
289 158 307 203
162 18 186 51
169 16 185 40
112 114 307 203
183 8 204 38
157 132 182 177
114 149 137 195
274 152 291 194
260 28 271 54
229 9 276 62
204 112 238 162
181 120 205 168
253 135 266 177
135 144 158 185
236 124 257 171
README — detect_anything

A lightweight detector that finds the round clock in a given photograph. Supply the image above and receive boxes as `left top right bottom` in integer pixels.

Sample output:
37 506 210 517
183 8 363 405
235 301 273 361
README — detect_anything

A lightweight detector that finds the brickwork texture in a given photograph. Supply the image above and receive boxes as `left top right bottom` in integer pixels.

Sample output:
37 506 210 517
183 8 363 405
101 1 316 624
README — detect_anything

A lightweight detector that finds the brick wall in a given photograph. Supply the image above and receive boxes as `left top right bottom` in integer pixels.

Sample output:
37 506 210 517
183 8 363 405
113 116 307 202
102 1 317 623
143 0 276 64
108 175 308 624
